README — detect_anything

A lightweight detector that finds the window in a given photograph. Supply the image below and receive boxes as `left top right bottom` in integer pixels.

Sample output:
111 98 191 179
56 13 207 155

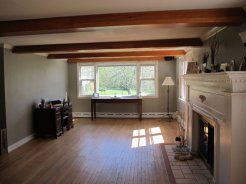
98 65 137 96
78 65 95 96
178 59 187 99
140 65 156 96
77 62 158 98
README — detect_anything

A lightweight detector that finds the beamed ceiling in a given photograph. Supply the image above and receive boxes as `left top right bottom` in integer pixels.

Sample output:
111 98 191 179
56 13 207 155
0 0 246 62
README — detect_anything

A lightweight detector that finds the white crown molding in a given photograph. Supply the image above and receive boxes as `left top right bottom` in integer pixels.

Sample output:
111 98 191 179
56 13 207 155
201 26 227 42
183 72 246 93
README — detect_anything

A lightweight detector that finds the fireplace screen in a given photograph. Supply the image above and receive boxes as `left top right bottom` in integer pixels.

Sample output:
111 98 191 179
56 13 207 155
199 117 214 172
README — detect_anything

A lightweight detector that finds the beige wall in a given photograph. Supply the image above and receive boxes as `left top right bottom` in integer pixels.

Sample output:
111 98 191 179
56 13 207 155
68 60 177 113
4 49 68 146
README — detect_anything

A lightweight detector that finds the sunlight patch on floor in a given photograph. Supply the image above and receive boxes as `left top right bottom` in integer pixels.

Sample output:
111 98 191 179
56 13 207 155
131 137 147 148
131 127 165 148
150 135 164 144
133 129 146 137
150 127 161 134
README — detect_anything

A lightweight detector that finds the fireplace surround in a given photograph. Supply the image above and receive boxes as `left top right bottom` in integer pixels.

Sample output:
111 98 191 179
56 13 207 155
183 72 246 184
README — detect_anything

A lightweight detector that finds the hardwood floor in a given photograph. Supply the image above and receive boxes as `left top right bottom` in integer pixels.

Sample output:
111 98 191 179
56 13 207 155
0 118 177 184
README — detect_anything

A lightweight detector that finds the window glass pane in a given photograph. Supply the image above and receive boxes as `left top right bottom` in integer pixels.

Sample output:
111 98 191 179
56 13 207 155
80 80 94 96
141 66 155 79
141 80 155 96
178 61 187 99
98 66 137 96
80 66 94 79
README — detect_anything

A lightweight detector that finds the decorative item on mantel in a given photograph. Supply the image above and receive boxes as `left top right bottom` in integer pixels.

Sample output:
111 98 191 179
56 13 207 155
208 32 221 72
186 62 201 74
239 59 246 71
226 60 236 71
202 52 211 73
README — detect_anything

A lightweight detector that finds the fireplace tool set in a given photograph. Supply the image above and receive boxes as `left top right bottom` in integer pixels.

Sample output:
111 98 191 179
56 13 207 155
173 112 193 161
173 135 193 161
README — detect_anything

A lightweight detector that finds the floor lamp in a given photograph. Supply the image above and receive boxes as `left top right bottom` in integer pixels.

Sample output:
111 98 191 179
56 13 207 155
162 76 175 119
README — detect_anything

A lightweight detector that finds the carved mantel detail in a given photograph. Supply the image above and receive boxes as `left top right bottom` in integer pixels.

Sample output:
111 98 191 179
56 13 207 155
182 71 246 93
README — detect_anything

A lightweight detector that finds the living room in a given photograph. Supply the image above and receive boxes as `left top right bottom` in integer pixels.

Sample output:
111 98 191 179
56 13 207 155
0 0 246 184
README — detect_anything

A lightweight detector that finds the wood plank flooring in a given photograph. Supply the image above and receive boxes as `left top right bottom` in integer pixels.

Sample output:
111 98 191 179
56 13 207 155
0 118 177 184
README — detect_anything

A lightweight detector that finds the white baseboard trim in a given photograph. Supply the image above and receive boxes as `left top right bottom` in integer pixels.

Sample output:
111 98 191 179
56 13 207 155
73 112 174 119
8 134 35 152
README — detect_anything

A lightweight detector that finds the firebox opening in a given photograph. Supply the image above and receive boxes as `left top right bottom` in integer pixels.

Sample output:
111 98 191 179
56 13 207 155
199 115 214 174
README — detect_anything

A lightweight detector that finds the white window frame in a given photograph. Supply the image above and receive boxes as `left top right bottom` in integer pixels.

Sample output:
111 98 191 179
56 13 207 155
139 63 158 98
77 61 158 99
178 60 187 100
77 63 96 98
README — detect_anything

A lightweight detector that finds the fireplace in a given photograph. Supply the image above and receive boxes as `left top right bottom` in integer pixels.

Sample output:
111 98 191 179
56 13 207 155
183 72 246 184
199 115 214 173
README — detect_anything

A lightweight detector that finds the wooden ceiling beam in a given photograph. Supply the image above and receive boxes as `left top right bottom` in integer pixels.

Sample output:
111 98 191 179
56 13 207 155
47 50 186 59
1 8 246 37
68 57 166 63
12 38 202 53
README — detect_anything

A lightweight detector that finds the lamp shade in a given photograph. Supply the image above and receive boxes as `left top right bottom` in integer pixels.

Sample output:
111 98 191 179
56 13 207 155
162 76 175 86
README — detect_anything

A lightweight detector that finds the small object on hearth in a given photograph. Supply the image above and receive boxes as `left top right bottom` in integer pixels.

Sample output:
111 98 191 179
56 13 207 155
178 155 188 161
173 145 189 153
179 154 193 161
186 153 193 160
174 152 193 161
174 153 181 160
175 136 181 141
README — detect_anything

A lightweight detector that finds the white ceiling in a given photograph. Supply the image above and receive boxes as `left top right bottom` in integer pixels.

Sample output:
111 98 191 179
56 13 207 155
0 0 245 50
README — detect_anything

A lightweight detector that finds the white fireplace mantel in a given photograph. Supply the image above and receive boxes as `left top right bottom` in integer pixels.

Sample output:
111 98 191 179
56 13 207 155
183 72 246 93
182 71 246 184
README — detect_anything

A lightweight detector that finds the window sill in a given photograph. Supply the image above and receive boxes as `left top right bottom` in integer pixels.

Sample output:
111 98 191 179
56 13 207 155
78 95 158 99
